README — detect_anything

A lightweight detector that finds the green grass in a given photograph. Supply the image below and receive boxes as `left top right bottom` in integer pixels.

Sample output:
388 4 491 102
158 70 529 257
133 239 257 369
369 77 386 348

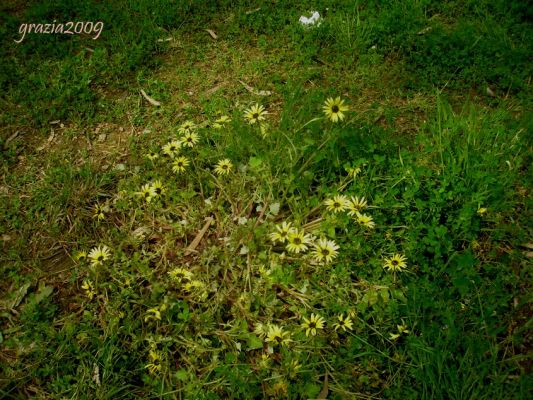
1 1 532 398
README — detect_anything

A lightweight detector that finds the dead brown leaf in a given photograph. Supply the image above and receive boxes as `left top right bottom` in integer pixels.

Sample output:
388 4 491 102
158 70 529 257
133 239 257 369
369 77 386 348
140 89 161 106
185 217 214 256
317 373 329 399
238 80 272 96
205 29 217 40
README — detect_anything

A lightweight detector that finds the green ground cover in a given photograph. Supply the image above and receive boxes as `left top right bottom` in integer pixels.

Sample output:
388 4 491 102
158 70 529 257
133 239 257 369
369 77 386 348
1 1 532 398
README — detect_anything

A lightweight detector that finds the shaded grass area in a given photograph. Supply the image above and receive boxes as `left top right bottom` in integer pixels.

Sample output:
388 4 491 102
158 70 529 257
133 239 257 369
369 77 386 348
0 0 532 398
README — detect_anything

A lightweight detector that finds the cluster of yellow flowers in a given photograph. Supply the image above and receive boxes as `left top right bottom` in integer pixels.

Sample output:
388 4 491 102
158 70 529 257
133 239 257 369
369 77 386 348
324 194 375 229
243 97 349 142
301 313 354 336
145 117 235 178
81 279 96 299
145 350 162 375
213 115 231 129
167 267 206 297
145 346 163 375
323 195 409 272
73 246 111 301
137 180 165 203
254 312 355 347
269 221 340 264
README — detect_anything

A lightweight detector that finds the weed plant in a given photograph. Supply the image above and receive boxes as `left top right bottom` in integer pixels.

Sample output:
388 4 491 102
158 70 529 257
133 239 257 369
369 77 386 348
0 1 531 399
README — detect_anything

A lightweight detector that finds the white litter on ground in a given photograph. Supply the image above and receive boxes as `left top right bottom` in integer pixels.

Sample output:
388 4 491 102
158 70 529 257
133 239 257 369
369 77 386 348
299 11 321 27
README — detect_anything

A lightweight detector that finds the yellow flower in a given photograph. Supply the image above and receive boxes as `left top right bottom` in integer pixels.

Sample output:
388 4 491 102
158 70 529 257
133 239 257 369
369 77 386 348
323 97 349 122
346 166 361 178
81 279 97 300
181 131 199 148
145 350 162 375
265 324 291 346
324 195 350 213
355 212 375 229
333 314 353 332
389 332 401 340
138 184 156 203
389 322 409 340
172 156 190 173
150 180 165 197
286 230 313 254
146 151 159 161
301 313 325 337
312 239 340 263
269 221 296 243
213 115 231 129
74 251 87 261
477 207 487 216
216 115 231 123
214 159 233 175
346 196 368 216
162 140 181 157
87 247 109 269
183 280 205 293
144 307 162 322
244 104 267 125
92 203 107 221
287 359 301 379
254 322 268 339
397 323 409 334
383 253 408 272
178 120 196 134
190 280 204 289
168 267 193 283
88 245 111 267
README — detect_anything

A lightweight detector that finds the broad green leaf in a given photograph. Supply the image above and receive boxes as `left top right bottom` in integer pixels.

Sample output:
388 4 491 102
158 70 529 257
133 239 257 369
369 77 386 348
34 285 53 305
175 369 188 381
249 156 262 169
269 202 280 215
246 334 263 350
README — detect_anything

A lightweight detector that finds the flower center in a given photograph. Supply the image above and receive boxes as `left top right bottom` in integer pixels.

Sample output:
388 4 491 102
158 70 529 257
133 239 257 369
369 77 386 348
97 255 104 261
334 202 340 208
222 165 228 170
155 188 162 194
392 260 399 266
332 105 339 113
293 238 302 245
253 113 259 119
309 322 316 328
144 192 150 198
322 249 330 255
